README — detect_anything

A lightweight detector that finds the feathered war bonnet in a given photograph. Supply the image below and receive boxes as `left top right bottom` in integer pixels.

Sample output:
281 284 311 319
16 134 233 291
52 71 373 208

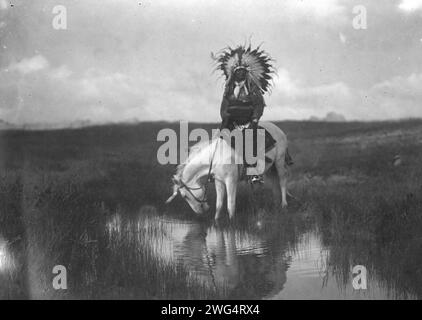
212 44 276 94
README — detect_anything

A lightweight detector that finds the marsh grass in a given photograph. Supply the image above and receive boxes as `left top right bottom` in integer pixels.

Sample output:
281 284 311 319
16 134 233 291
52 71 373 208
293 130 422 299
0 120 422 299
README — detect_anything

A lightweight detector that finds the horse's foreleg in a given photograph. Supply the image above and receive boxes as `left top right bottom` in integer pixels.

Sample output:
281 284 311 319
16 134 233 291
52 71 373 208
215 179 226 220
226 178 238 220
275 158 288 208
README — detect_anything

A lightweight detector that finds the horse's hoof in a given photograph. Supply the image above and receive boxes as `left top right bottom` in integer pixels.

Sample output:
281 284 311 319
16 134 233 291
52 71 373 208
281 201 288 209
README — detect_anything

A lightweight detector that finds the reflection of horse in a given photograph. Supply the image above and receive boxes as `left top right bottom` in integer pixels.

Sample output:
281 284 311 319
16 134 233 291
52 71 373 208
178 222 289 299
105 211 289 299
166 122 289 220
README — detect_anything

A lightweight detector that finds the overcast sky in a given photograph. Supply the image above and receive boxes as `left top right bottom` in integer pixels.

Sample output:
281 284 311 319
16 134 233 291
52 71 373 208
1 0 422 124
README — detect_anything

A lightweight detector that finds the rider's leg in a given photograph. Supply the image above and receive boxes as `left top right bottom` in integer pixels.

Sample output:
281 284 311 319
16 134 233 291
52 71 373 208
248 120 264 184
245 156 266 184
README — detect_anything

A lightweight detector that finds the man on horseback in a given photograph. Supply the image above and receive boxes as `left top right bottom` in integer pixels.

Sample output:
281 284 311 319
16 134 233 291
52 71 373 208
220 66 264 131
214 44 293 184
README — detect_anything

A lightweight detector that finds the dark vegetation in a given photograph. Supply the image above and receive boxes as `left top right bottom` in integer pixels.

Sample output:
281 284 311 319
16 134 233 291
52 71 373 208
0 119 421 299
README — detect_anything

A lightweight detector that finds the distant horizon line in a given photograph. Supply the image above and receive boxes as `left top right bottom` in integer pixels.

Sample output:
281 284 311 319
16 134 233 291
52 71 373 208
2 117 422 131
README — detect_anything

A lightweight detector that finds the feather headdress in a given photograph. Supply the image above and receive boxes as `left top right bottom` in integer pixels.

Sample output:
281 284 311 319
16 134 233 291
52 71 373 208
212 44 275 94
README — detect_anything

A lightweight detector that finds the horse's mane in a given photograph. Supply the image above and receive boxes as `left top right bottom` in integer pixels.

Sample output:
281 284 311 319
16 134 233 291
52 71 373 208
175 138 218 178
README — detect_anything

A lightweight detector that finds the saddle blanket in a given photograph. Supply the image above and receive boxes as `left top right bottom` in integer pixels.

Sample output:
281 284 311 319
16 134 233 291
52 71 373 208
221 124 276 154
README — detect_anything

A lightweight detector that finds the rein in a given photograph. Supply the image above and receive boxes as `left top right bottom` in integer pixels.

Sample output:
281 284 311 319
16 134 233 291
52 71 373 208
179 179 208 204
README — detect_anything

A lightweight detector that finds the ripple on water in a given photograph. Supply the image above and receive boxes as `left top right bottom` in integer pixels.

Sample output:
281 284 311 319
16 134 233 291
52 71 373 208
104 210 418 300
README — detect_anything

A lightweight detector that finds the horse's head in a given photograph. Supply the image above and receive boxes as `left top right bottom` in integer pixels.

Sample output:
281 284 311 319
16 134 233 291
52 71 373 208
166 175 210 215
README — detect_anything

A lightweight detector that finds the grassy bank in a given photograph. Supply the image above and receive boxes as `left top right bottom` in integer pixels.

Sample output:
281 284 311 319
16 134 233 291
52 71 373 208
0 119 421 298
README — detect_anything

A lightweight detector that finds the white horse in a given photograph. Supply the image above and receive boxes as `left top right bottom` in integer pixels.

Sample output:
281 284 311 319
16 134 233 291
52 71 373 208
165 121 289 220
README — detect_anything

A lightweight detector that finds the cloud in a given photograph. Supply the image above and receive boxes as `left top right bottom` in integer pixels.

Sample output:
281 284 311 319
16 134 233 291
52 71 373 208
0 0 8 10
263 68 355 120
2 0 422 124
0 59 220 124
342 73 422 120
269 69 351 107
9 55 49 74
265 69 422 121
310 112 346 122
362 73 422 119
372 73 422 98
284 0 346 19
50 65 73 80
398 0 422 12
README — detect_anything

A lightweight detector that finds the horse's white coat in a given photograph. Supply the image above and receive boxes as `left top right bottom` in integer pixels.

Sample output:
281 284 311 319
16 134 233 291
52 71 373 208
166 122 289 219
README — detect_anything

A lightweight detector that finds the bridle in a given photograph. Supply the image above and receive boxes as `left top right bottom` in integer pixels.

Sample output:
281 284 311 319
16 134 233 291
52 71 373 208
178 179 208 204
176 136 220 208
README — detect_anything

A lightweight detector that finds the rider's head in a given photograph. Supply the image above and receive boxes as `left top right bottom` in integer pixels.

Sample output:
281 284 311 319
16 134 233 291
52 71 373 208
233 66 247 82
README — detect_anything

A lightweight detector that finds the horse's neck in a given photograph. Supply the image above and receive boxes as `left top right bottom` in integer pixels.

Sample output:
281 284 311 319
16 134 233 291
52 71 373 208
181 158 209 185
181 138 238 184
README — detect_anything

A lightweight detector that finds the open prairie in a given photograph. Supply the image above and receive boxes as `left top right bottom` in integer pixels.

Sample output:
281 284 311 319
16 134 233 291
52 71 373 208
1 119 422 299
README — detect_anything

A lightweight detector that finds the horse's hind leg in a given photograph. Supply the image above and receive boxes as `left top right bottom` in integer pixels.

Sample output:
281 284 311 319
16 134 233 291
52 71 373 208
275 158 288 208
266 165 282 206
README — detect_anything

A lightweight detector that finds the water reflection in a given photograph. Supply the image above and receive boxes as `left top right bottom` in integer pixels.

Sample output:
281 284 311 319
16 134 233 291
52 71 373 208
0 236 15 273
0 234 27 299
2 202 418 299
172 221 290 298
103 206 418 300
272 232 398 299
105 210 292 299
